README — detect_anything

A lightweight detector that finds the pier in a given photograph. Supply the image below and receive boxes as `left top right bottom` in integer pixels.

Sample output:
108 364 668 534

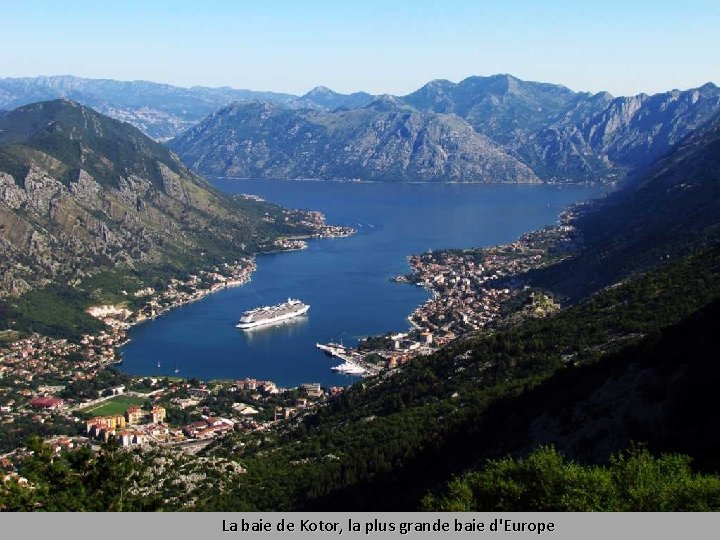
315 342 382 376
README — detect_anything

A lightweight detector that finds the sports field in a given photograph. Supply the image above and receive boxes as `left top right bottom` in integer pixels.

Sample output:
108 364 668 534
80 395 146 417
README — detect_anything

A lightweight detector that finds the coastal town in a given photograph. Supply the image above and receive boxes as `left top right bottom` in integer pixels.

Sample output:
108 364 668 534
319 214 579 373
1 204 579 484
0 210 356 473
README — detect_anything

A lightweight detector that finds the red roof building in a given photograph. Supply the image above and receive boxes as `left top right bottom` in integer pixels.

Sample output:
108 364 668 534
29 396 64 410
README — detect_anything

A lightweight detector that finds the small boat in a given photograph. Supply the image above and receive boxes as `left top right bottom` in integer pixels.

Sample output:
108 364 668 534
331 362 367 375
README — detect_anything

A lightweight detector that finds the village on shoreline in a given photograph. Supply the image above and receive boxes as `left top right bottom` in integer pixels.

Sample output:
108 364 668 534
0 202 585 478
319 208 580 374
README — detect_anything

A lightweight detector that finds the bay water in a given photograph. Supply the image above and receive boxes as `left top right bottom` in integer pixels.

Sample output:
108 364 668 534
119 180 603 387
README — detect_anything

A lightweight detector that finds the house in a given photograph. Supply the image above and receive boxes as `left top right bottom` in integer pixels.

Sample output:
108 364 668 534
183 420 209 438
236 378 258 390
232 403 259 415
257 382 279 395
188 387 211 398
274 406 296 421
146 423 169 437
49 438 74 454
96 385 126 398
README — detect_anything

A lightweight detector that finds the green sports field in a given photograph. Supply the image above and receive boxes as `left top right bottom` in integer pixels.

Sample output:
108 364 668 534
80 395 146 417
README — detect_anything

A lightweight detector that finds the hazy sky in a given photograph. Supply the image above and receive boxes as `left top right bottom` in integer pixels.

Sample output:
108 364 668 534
2 0 718 96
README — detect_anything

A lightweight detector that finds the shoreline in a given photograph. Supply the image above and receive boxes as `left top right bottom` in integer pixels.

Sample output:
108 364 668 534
96 227 356 379
215 176 606 187
336 206 585 371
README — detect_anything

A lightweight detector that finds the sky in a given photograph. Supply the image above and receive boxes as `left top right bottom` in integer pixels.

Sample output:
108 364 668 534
1 0 718 97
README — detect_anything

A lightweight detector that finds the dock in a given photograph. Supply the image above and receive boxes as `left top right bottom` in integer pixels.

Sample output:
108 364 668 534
315 342 382 376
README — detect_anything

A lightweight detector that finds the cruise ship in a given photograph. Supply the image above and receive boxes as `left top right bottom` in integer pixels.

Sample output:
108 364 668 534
236 299 309 329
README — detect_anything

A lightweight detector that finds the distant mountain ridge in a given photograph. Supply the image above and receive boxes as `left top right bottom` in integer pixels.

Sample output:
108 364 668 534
0 75 298 140
169 74 720 183
0 75 378 140
291 86 376 111
3 74 719 182
402 74 586 143
519 83 720 180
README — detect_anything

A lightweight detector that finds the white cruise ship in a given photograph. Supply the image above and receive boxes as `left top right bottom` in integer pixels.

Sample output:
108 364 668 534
236 299 309 330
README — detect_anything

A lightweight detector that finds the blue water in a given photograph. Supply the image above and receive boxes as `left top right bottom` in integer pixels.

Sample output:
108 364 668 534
119 180 603 387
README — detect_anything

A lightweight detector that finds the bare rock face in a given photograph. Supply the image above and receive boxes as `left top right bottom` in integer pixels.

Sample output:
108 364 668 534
518 84 720 180
170 101 540 183
158 162 190 203
0 172 27 209
23 167 66 214
69 169 101 209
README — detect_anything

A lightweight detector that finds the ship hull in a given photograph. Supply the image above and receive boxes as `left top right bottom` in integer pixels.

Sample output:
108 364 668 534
236 305 309 329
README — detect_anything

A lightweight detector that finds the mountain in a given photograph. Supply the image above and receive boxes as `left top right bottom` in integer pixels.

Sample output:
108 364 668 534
4 75 719 184
291 86 376 111
532 111 720 298
169 74 720 183
168 99 539 182
402 74 586 144
5 89 720 512
520 83 720 180
401 75 720 181
0 76 297 140
0 99 313 299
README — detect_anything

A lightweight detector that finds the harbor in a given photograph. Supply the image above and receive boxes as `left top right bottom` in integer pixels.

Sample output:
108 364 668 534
315 342 381 376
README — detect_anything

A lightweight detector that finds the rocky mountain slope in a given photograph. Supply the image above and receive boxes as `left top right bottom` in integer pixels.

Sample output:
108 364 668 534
400 74 720 181
401 74 587 144
0 99 313 297
519 83 720 180
169 99 539 182
169 74 720 183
